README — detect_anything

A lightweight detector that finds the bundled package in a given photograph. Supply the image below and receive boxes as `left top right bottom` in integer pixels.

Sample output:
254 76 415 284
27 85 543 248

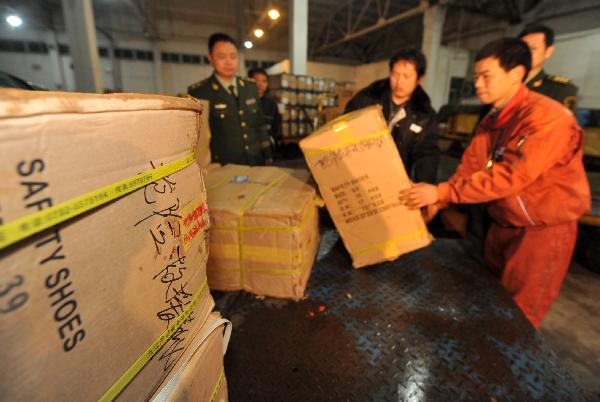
300 105 432 268
204 164 320 300
0 89 214 401
151 313 231 402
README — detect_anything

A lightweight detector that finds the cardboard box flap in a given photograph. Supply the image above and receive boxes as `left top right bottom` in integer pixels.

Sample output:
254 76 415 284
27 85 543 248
301 105 385 151
0 88 204 118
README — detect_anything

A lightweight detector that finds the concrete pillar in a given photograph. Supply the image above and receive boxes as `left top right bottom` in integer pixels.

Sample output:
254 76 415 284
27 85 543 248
421 2 446 103
152 43 163 94
49 30 67 90
61 0 103 92
289 0 308 75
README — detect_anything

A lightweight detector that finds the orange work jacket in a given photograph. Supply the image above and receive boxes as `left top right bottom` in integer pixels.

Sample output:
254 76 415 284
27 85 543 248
437 86 590 227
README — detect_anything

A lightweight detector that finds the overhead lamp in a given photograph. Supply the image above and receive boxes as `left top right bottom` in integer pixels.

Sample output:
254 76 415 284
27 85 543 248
268 8 280 20
254 28 264 38
244 40 253 49
6 15 23 27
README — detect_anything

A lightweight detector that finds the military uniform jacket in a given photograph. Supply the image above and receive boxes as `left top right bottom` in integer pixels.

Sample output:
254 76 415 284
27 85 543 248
526 69 578 112
188 74 273 166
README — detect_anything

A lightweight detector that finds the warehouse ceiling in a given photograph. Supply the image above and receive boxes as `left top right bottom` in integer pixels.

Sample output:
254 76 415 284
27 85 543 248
1 0 599 64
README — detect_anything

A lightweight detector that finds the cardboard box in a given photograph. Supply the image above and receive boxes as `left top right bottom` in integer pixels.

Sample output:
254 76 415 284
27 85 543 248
204 164 320 300
0 89 214 401
300 105 432 268
150 312 230 402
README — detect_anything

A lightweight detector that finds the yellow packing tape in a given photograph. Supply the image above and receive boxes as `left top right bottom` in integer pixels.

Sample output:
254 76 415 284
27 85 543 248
303 128 390 158
210 244 298 266
237 172 290 287
99 281 209 402
352 227 429 257
211 196 319 234
209 368 226 402
0 152 196 251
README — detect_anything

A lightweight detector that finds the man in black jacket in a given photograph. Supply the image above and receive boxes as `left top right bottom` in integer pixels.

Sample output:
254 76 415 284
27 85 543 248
248 67 282 156
345 48 440 184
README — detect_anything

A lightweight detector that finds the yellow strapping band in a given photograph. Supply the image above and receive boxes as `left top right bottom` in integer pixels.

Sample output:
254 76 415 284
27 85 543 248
351 227 429 257
99 281 209 402
0 153 196 251
209 368 226 402
211 196 319 234
237 172 290 287
303 128 389 158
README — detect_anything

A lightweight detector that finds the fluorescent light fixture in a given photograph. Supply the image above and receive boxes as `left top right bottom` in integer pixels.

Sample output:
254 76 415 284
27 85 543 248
244 40 253 49
254 28 264 38
268 9 280 20
6 15 23 27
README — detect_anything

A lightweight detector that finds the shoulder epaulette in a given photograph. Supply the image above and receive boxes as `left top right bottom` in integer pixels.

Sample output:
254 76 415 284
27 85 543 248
548 75 571 85
188 79 207 91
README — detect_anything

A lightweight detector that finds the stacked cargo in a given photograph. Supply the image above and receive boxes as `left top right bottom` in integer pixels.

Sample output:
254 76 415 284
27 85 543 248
300 105 432 268
269 73 337 140
0 89 229 401
204 164 321 300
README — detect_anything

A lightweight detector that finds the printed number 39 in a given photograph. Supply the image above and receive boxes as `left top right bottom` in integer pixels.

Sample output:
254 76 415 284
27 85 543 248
0 274 28 314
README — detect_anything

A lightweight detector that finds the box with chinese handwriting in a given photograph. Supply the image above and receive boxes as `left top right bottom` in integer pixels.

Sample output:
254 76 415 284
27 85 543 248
299 105 432 268
151 312 230 402
0 89 215 401
204 164 320 300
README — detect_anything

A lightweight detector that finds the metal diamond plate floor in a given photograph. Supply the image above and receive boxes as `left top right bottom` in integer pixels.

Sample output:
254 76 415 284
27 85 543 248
213 222 585 401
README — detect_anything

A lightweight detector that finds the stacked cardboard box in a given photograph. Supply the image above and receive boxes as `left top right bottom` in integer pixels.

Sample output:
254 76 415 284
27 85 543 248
269 73 338 140
204 164 320 300
300 105 432 268
0 89 219 401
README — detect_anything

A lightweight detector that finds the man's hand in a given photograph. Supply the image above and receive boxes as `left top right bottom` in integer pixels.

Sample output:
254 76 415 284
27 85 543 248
399 183 438 209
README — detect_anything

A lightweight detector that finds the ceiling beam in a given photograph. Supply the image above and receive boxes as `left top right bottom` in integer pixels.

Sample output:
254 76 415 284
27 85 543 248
127 0 160 40
314 2 427 54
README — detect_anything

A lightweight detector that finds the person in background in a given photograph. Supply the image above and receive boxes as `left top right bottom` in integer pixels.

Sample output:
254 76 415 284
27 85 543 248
518 24 578 111
344 48 440 184
400 38 590 328
248 67 282 157
188 33 272 166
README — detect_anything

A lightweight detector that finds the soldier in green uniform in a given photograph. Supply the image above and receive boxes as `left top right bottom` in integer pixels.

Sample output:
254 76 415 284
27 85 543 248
188 33 273 166
518 25 578 111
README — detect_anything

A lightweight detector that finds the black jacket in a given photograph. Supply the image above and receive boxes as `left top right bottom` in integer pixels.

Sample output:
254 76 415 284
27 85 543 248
259 94 282 147
344 79 440 183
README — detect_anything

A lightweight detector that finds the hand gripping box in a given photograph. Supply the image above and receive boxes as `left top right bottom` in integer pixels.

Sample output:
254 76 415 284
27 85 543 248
0 89 214 401
204 164 320 300
300 105 432 268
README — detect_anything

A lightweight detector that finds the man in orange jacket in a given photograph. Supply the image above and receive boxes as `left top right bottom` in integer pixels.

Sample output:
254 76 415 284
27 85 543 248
400 38 590 328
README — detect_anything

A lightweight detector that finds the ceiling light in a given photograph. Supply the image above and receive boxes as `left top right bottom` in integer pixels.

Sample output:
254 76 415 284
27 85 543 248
6 15 23 28
268 9 280 20
244 40 253 49
254 29 264 38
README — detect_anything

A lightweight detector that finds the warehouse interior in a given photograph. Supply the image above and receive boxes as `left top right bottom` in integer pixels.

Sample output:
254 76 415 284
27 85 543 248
0 0 599 401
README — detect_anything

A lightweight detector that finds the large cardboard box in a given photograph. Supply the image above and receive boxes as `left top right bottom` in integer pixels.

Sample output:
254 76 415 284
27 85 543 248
204 164 320 300
151 312 230 402
0 89 214 401
300 105 432 268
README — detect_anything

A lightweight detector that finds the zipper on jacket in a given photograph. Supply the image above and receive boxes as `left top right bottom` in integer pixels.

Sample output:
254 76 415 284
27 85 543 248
517 195 536 225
